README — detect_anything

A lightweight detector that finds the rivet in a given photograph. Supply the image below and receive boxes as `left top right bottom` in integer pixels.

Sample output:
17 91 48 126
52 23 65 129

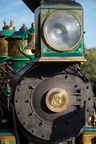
15 100 19 103
29 112 33 116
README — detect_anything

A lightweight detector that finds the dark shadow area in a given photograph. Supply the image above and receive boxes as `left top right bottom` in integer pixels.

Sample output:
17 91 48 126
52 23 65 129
50 105 85 143
91 137 96 144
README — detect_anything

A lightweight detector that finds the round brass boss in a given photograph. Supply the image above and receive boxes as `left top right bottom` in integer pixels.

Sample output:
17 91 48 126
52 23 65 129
45 88 69 112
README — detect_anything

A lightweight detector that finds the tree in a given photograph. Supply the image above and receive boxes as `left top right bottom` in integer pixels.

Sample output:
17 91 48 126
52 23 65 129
81 48 96 83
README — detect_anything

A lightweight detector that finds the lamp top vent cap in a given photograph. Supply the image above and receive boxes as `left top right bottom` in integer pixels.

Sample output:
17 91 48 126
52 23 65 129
22 0 80 13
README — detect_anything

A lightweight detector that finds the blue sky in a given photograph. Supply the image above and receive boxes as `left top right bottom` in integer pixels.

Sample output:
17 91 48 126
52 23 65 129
0 0 96 48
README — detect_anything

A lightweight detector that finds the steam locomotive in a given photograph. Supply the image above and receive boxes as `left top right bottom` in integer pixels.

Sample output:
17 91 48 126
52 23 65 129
0 0 93 144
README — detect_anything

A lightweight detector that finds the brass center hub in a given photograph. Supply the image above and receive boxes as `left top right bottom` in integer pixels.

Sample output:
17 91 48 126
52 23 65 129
45 88 69 112
51 93 63 106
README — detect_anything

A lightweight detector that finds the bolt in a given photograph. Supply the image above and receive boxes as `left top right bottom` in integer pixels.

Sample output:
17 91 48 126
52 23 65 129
86 86 89 89
25 99 30 103
88 97 91 100
77 89 81 93
29 112 33 116
29 85 33 89
39 122 43 127
74 84 78 88
17 87 21 91
32 129 34 133
42 135 45 138
23 122 26 125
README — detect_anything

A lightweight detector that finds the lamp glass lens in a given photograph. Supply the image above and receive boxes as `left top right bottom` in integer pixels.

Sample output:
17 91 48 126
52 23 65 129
43 11 81 51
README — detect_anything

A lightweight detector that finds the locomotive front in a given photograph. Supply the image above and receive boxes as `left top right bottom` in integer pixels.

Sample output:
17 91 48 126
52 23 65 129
1 0 93 144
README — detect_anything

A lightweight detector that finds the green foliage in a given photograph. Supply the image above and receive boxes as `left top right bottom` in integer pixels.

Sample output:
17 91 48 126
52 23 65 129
81 48 96 83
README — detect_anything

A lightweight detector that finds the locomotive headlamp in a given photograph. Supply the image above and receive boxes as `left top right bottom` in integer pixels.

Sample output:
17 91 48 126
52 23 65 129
43 11 81 51
34 0 86 62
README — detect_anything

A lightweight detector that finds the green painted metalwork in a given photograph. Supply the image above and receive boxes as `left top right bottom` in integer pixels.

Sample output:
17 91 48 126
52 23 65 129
84 127 96 132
